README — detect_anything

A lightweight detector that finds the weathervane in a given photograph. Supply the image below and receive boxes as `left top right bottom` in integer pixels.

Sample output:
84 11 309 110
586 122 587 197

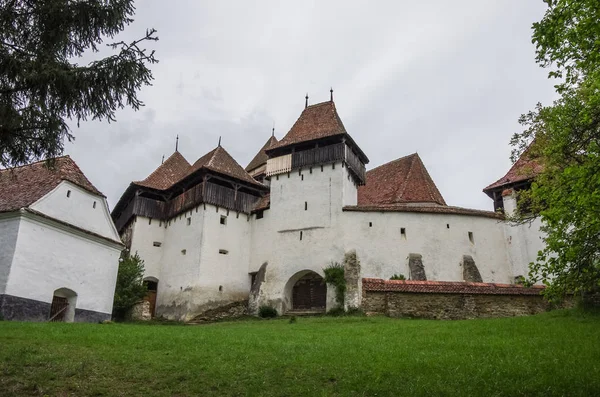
305 93 309 109
330 87 334 102
175 135 179 152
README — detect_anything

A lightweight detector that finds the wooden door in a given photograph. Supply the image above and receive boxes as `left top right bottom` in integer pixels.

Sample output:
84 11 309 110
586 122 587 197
49 296 69 322
144 291 157 317
292 273 326 310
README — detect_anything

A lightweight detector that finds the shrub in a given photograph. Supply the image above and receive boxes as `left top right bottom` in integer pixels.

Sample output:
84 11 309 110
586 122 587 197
390 274 406 280
326 307 346 317
324 262 346 307
258 305 278 318
112 251 147 321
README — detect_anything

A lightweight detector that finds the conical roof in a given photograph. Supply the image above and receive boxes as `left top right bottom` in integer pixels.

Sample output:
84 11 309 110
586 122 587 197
246 135 278 172
483 147 542 195
358 153 446 206
134 151 191 190
268 101 347 150
190 145 265 187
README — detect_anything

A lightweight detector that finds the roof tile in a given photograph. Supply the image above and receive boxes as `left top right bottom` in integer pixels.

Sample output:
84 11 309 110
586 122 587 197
0 156 102 213
358 153 446 206
134 151 191 190
246 135 278 172
190 146 265 188
484 147 542 192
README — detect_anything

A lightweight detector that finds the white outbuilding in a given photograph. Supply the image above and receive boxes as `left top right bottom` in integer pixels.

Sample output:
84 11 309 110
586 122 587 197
0 156 123 322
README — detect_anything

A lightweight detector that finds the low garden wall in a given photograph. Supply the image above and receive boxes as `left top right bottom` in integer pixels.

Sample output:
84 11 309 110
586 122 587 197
362 278 569 320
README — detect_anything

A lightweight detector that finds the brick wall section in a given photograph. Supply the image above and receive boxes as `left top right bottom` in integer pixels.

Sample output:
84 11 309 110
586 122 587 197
362 278 570 320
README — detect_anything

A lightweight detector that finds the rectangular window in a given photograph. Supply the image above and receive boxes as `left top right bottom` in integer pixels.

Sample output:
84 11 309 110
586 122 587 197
153 241 162 247
369 222 372 227
92 201 96 209
149 218 152 225
220 215 227 225
181 249 187 255
66 190 71 198
256 211 264 219
304 202 308 211
400 228 406 239
219 249 229 255
300 231 303 241
187 217 191 226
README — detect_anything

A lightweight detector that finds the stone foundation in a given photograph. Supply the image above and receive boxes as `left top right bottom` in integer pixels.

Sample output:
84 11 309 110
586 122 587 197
0 294 110 322
127 300 152 321
186 300 248 323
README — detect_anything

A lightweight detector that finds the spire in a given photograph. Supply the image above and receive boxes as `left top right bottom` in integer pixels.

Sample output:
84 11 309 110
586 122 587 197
175 135 179 152
218 136 221 147
305 93 309 109
272 127 275 137
330 87 334 102
161 154 165 164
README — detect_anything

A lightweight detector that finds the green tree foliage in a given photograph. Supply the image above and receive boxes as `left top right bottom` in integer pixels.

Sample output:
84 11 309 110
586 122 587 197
511 0 600 301
113 251 147 320
0 0 158 167
323 263 346 307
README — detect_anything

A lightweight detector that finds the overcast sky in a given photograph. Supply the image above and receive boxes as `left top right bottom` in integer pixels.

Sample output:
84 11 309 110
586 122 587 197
65 0 556 211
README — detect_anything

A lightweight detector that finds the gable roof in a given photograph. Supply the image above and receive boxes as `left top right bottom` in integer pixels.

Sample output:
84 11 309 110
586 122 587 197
483 147 542 194
246 135 278 172
134 151 192 190
268 101 347 150
358 153 446 206
0 156 103 213
189 145 265 188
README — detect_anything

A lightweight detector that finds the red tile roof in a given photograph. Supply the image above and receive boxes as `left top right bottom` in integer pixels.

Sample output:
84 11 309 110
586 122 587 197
363 278 544 295
343 204 503 219
484 147 542 193
268 101 347 150
246 135 278 172
189 146 265 188
0 156 103 213
134 151 191 190
358 153 446 206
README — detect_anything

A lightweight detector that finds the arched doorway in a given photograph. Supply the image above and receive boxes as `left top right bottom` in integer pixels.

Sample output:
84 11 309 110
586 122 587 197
143 277 158 318
49 288 77 322
291 271 326 311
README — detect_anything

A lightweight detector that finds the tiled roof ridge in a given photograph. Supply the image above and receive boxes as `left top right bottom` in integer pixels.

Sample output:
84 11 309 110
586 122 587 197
305 100 334 109
343 204 504 219
62 157 105 197
188 145 265 188
136 151 191 185
398 153 418 202
414 154 446 205
366 153 417 174
0 155 71 172
246 135 279 172
362 278 544 295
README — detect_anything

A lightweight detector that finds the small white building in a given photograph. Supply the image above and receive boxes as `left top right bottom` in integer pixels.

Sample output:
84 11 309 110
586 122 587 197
111 97 543 321
0 156 123 322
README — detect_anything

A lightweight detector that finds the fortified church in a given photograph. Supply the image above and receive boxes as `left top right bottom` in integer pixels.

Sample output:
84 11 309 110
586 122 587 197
112 94 543 321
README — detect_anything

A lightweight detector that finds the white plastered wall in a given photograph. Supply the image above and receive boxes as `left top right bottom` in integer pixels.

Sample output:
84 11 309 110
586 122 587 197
0 216 20 295
129 216 166 279
30 180 120 242
5 215 121 315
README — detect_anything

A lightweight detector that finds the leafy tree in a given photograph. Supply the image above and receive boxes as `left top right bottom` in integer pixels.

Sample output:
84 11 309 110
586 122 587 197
510 0 600 301
113 251 147 320
0 0 158 168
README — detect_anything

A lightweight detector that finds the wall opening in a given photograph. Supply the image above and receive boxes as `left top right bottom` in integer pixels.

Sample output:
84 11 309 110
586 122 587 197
300 231 303 241
256 210 264 219
219 285 223 292
187 217 191 226
369 222 372 227
66 190 71 198
93 201 96 209
446 224 450 229
181 249 187 255
304 201 308 211
468 232 474 244
143 277 159 318
289 271 326 311
149 218 152 225
220 215 227 225
49 288 77 322
400 228 406 239
153 241 162 247
219 249 229 255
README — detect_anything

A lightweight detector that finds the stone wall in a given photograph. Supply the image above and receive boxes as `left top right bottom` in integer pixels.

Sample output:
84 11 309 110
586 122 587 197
362 278 570 320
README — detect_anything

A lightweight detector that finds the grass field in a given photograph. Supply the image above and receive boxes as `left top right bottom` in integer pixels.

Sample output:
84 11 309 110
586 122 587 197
1 310 599 397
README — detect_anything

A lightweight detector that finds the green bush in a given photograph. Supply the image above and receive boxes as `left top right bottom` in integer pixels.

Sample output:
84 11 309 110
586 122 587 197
112 251 147 321
258 305 278 318
324 262 346 306
390 274 406 280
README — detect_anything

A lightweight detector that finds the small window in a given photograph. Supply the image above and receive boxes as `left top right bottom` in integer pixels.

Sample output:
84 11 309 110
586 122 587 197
256 211 264 219
181 249 187 255
66 190 71 198
332 163 336 169
447 224 450 229
400 228 406 239
219 249 228 255
300 231 303 241
153 241 162 247
301 174 304 181
149 218 152 225
219 285 223 292
468 232 474 244
187 218 191 226
304 202 308 211
92 201 96 209
369 222 372 227
220 215 227 225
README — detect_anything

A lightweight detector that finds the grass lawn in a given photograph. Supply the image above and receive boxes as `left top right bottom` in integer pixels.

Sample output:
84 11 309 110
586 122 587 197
1 310 599 396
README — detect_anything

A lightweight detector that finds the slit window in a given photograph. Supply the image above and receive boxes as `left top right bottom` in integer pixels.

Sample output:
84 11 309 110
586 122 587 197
220 215 227 225
468 232 474 244
400 228 406 239
219 249 229 255
92 201 96 209
300 231 303 241
187 218 191 226
304 201 308 211
149 218 152 225
369 222 372 227
447 224 450 229
66 190 71 198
